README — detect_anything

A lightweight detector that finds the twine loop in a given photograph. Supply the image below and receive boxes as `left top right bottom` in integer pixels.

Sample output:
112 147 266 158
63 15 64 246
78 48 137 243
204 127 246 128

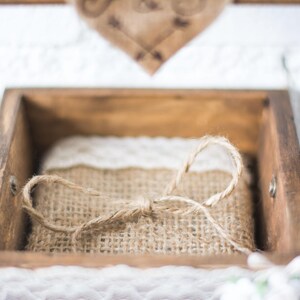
22 136 252 255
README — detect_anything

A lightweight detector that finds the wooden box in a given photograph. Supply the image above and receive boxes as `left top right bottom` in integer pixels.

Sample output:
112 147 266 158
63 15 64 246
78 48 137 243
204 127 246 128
0 88 299 268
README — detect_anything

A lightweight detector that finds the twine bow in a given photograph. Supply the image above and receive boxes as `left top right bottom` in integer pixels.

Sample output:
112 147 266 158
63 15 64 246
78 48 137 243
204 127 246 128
22 136 252 255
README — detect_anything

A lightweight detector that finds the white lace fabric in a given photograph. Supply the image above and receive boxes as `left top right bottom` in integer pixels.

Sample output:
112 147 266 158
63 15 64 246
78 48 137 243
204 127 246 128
42 136 239 175
1 255 300 299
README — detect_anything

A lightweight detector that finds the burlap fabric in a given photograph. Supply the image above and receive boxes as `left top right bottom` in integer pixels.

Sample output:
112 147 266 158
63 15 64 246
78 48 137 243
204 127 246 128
26 166 255 254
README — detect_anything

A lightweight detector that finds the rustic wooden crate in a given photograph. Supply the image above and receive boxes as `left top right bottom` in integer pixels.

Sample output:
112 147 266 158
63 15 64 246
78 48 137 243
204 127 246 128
0 89 299 268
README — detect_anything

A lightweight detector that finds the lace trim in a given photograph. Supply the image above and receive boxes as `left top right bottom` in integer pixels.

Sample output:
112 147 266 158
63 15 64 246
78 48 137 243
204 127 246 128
42 136 239 174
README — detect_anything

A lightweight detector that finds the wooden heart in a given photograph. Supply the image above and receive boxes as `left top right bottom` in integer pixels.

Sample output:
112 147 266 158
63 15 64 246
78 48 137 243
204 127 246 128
71 0 231 74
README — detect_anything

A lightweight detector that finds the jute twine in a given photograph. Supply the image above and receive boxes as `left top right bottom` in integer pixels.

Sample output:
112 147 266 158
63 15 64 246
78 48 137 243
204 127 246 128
22 136 253 255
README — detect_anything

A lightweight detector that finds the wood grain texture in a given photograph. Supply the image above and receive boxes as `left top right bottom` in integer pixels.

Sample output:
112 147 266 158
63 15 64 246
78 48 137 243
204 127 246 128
71 0 229 74
258 91 300 253
1 0 299 4
22 89 266 157
0 251 298 269
0 90 34 250
0 88 299 268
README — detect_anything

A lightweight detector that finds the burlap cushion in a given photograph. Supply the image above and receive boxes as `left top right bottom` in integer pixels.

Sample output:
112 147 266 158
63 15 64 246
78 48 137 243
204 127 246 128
26 166 255 255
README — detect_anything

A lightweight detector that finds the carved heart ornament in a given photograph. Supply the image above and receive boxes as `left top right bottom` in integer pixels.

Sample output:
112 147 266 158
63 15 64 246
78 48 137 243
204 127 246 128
71 0 231 74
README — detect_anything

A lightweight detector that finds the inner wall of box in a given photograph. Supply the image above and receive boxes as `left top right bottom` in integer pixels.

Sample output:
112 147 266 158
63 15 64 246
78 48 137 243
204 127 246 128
18 91 267 252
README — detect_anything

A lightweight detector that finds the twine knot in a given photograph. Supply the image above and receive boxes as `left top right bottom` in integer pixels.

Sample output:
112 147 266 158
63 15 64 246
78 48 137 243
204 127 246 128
21 136 252 255
134 195 153 215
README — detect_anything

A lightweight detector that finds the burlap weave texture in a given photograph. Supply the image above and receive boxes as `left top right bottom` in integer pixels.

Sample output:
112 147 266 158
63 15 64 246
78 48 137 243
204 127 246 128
26 166 255 255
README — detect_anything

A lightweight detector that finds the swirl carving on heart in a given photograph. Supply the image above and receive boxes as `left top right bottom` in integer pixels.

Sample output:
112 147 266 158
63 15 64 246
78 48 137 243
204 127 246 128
72 0 231 74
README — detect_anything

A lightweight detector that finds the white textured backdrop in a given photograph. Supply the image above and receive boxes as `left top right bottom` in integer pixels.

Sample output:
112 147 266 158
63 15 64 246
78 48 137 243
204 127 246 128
0 4 299 132
0 4 300 89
